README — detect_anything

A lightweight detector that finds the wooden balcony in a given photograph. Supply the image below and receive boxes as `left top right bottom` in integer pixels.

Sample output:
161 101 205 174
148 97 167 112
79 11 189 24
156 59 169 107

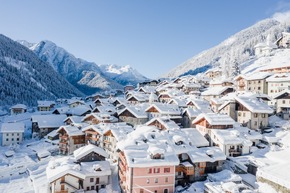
176 165 194 175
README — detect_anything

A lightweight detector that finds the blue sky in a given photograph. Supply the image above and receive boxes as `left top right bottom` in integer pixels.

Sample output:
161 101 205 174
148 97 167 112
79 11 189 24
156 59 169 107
1 0 290 79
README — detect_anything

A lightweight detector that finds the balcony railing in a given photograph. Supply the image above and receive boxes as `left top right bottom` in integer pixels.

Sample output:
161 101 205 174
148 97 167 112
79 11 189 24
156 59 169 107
176 165 194 175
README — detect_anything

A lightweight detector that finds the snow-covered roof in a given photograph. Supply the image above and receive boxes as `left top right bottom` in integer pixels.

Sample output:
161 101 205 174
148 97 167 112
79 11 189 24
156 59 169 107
10 104 27 109
145 102 181 115
235 96 273 114
56 125 84 136
192 113 235 126
266 73 290 82
183 108 202 118
182 128 209 147
102 123 134 142
66 105 91 116
46 157 111 183
168 98 187 107
244 72 272 81
73 144 108 160
207 169 242 182
118 104 148 118
82 113 118 123
63 116 83 124
37 100 55 107
0 122 25 133
211 129 252 146
146 117 180 130
31 114 67 128
188 146 226 163
201 86 234 96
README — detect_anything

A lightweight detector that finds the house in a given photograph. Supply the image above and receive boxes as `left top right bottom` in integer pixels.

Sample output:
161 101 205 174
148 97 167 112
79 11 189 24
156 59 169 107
46 145 111 193
117 126 180 193
209 79 234 87
186 98 212 113
67 99 86 108
37 100 55 111
210 129 253 157
217 100 237 120
254 34 277 57
138 85 156 94
82 125 103 146
118 104 149 126
168 98 187 109
273 90 290 119
82 113 118 125
102 123 134 162
201 86 234 102
235 72 272 94
57 125 85 155
31 114 67 138
266 73 290 106
158 89 184 103
146 117 180 130
52 106 70 115
276 31 290 48
235 96 273 129
10 104 27 115
66 105 92 117
182 108 201 128
92 105 115 115
145 103 181 123
1 122 25 146
181 82 201 94
192 113 235 145
205 69 222 79
63 116 83 126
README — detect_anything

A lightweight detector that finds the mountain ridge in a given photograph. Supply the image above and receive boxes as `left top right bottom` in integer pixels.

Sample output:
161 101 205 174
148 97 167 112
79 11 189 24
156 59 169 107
162 13 290 78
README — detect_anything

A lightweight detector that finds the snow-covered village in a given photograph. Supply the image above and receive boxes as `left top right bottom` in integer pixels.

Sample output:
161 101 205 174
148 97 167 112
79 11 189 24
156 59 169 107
2 1 290 193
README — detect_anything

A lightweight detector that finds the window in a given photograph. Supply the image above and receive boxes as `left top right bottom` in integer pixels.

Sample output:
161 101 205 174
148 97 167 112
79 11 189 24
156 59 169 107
254 113 258 118
91 186 95 190
147 179 150 184
90 178 94 182
238 112 241 117
6 134 9 136
154 168 160 173
155 178 158 183
154 191 157 193
16 138 19 141
164 168 170 173
258 87 261 90
254 121 257 126
243 113 246 117
165 177 168 183
148 168 152 174
164 189 169 193
11 138 14 141
17 133 19 136
262 114 266 118
258 80 261 83
283 100 286 104
96 178 99 184
11 133 14 136
140 189 144 193
87 187 90 191
6 138 8 141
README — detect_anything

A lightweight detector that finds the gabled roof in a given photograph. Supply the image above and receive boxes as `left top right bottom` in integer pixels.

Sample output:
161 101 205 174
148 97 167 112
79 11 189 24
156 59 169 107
1 122 25 133
73 144 108 160
56 125 84 136
66 105 91 116
201 86 234 96
37 100 55 107
235 96 273 113
183 108 201 118
10 104 27 109
145 103 181 115
266 73 290 82
31 114 67 128
273 90 290 99
118 104 148 118
146 117 180 130
192 113 235 126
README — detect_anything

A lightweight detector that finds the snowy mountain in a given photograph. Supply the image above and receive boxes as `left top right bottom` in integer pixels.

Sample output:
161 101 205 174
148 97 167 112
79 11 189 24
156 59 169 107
0 34 84 106
19 41 149 95
99 64 149 86
162 12 290 78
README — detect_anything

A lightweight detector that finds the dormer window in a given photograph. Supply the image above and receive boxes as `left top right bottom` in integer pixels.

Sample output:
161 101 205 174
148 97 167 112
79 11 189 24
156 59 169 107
151 153 164 159
175 141 184 145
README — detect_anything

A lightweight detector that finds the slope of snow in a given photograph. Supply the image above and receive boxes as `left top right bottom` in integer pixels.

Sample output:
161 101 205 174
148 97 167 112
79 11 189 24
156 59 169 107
162 12 290 78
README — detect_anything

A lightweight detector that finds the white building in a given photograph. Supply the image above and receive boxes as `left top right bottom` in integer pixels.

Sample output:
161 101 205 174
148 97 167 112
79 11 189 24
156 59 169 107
47 144 111 193
1 122 25 146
